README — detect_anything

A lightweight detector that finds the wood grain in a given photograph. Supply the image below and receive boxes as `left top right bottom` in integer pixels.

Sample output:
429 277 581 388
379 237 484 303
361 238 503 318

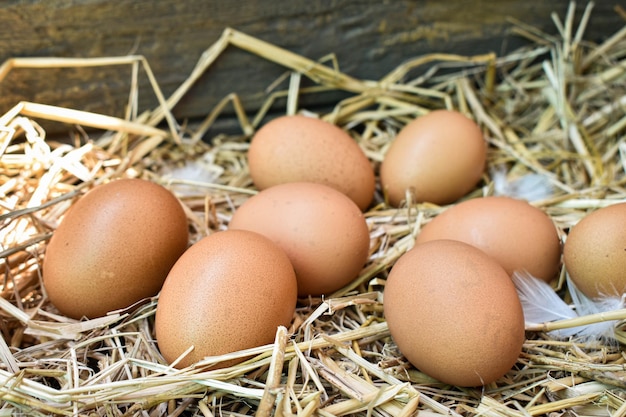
0 1 622 133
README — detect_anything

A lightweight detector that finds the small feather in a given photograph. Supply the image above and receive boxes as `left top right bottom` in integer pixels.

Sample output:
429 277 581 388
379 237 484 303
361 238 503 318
513 270 625 342
512 270 578 339
565 275 624 343
492 166 554 202
160 152 224 195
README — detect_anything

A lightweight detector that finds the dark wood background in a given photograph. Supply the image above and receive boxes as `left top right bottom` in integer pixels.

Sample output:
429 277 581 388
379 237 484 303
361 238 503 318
0 1 623 134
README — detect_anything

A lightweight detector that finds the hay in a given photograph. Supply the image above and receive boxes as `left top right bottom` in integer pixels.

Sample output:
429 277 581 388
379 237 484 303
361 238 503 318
1 2 626 416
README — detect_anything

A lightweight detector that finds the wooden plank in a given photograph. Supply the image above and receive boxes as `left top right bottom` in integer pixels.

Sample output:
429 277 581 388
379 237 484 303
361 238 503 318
0 0 622 134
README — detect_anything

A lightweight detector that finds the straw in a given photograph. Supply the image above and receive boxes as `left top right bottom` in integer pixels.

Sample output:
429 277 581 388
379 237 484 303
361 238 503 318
1 2 626 416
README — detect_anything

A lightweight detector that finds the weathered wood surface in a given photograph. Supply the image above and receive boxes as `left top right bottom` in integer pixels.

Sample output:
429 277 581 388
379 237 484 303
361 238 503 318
0 1 623 133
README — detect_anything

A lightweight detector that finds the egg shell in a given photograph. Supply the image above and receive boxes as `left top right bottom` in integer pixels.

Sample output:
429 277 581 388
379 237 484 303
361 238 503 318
415 196 562 282
229 182 370 296
155 229 297 369
563 202 626 298
247 114 376 211
43 178 189 319
380 109 486 207
384 239 525 387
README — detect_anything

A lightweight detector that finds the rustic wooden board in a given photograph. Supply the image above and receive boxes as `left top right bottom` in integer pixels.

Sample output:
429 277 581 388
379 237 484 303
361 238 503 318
0 0 623 134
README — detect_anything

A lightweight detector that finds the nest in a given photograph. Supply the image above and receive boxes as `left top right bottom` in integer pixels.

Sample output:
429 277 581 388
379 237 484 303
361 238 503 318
1 2 626 416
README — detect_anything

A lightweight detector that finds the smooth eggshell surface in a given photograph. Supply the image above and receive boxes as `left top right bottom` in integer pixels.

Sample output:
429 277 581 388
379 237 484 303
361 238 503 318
563 202 626 298
43 178 189 319
384 239 525 387
229 182 370 296
415 196 562 282
247 114 376 211
155 230 298 369
380 109 486 207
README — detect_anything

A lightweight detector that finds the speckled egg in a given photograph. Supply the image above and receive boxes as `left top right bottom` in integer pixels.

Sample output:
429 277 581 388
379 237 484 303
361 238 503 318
43 178 189 319
416 196 562 282
155 229 297 369
563 202 626 298
229 182 370 297
247 114 376 211
384 239 525 387
380 109 486 207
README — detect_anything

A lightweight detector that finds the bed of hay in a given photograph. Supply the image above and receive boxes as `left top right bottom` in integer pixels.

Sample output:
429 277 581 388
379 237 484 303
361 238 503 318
1 3 626 416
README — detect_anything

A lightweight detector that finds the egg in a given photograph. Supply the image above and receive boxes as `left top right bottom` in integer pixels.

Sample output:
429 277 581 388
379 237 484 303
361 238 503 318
155 229 297 369
415 196 562 282
563 202 626 298
384 239 525 387
247 114 376 211
380 109 486 207
229 182 370 296
43 178 189 319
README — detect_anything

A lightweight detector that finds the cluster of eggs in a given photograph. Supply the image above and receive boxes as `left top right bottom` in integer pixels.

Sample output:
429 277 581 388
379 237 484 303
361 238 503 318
42 110 622 386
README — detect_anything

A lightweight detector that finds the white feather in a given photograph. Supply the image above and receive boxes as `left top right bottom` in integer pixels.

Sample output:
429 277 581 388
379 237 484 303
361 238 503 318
512 271 579 339
160 152 224 196
565 275 624 343
513 270 625 342
492 166 554 202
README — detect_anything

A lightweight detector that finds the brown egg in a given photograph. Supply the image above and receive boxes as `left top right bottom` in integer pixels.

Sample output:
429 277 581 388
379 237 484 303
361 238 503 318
380 109 486 207
416 196 562 282
229 182 370 296
563 202 626 298
384 239 525 387
247 114 375 211
43 178 189 319
155 230 297 369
